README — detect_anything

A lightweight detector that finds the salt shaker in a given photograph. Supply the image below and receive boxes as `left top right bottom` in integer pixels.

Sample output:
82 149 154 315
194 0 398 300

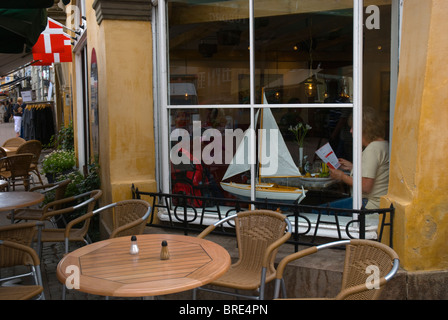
160 240 170 260
130 235 139 255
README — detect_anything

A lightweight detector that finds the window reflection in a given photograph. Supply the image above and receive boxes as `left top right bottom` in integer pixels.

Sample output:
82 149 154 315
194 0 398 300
167 0 392 208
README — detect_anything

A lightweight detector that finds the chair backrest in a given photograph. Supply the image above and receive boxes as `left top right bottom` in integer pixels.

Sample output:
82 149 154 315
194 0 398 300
65 189 103 235
0 222 38 248
234 210 290 276
0 240 40 270
2 137 26 148
30 178 71 209
111 200 151 238
337 239 400 300
16 140 42 165
2 153 33 176
0 147 6 158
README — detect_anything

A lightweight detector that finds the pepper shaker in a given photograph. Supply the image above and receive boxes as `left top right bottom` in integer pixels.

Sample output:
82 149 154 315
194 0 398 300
130 235 139 255
160 240 170 260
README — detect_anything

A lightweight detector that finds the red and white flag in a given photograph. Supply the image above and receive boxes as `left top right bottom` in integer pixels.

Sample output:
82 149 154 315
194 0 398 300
32 18 73 65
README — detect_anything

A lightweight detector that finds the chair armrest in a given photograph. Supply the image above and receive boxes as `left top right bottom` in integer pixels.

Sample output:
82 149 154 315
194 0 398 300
29 183 57 193
41 193 96 220
92 203 117 216
335 278 388 300
197 214 237 239
0 240 40 266
197 224 215 239
40 195 78 214
261 231 292 268
40 206 75 220
275 246 319 279
110 219 143 238
64 212 94 238
261 217 293 268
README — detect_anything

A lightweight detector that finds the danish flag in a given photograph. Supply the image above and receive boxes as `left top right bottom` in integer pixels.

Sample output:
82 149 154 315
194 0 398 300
32 18 73 65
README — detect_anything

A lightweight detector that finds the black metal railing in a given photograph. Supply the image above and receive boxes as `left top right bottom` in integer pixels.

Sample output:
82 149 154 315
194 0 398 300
131 184 394 251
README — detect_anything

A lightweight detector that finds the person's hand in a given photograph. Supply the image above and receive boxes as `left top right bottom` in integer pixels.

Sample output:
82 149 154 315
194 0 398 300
329 168 345 180
338 158 353 171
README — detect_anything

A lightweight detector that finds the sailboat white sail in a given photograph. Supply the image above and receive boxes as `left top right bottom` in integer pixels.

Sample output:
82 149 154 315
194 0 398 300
220 93 307 203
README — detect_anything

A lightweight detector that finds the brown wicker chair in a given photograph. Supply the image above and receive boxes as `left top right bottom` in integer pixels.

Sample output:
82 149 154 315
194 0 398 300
193 209 292 300
273 239 400 300
10 179 71 224
2 137 26 150
16 139 43 186
0 153 34 190
92 199 151 238
0 222 44 265
0 240 44 300
37 189 102 254
0 147 6 158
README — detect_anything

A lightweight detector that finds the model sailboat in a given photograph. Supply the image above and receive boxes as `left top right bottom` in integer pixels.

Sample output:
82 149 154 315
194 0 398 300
220 94 307 204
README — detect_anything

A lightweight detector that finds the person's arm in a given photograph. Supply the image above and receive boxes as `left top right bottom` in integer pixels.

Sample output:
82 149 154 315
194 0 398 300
329 168 375 193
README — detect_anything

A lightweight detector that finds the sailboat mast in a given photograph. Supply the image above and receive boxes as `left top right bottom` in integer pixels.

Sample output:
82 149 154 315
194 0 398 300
258 88 266 184
258 108 263 184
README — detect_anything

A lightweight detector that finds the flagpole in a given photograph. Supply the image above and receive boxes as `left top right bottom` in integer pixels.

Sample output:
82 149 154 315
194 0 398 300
47 17 81 36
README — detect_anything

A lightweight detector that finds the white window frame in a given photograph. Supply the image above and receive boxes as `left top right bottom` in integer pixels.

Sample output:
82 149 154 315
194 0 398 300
156 0 366 209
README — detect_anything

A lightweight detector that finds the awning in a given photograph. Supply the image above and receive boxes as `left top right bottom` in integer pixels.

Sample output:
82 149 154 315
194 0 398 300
0 76 30 90
0 9 48 54
0 1 54 75
0 1 55 9
0 53 36 77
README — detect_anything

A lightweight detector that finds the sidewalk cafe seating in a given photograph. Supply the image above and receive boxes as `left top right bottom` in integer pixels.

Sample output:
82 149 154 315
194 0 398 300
0 153 33 190
92 199 151 238
0 240 45 300
273 239 400 300
1 137 26 154
193 209 292 300
9 179 71 225
16 140 43 186
0 221 44 258
35 189 102 255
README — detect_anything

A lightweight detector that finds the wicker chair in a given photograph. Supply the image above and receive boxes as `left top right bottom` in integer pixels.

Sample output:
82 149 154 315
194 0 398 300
0 240 45 300
2 137 26 150
10 179 71 224
0 147 6 158
16 140 43 186
273 239 400 300
193 209 292 300
37 189 102 254
0 221 44 255
0 153 34 190
92 199 151 238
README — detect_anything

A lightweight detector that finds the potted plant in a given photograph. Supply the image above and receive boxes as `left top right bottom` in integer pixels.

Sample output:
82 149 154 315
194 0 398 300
42 149 76 183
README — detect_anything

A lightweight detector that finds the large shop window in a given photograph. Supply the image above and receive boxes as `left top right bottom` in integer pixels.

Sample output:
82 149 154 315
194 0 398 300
158 0 393 239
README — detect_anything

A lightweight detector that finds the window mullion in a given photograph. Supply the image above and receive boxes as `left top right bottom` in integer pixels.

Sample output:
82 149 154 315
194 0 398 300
159 0 170 195
352 0 364 209
249 0 256 204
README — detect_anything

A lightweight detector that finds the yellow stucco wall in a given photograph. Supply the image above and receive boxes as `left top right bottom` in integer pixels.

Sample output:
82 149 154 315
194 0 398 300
82 2 157 233
381 0 448 271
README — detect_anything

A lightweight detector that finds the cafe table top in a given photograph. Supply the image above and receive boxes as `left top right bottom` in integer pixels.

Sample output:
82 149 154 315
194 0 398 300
57 233 231 297
0 191 44 212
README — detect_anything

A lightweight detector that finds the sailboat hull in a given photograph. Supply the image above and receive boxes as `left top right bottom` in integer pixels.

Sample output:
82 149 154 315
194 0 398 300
220 181 307 204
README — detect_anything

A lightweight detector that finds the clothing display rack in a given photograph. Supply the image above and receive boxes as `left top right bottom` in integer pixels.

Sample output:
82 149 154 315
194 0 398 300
22 101 55 145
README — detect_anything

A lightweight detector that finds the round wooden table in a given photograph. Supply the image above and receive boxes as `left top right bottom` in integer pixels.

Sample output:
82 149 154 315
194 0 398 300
57 233 231 297
0 191 45 223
